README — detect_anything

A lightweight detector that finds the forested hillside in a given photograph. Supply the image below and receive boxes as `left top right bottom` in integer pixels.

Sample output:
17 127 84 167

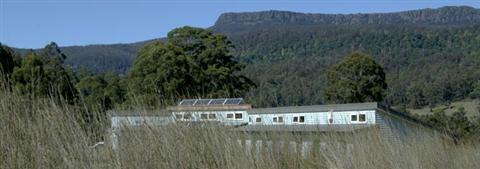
216 6 480 108
232 24 480 108
13 40 154 73
10 6 480 108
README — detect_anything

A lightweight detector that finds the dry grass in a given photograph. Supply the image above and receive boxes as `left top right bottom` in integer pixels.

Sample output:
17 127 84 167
408 99 480 119
1 90 479 169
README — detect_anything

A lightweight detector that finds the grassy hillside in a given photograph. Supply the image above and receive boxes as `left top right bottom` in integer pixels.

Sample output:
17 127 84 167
409 99 480 119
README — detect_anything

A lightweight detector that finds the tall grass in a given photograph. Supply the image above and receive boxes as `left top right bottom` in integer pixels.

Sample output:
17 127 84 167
1 89 479 169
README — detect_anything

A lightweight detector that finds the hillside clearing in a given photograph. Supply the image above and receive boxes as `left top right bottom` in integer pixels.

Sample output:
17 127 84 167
408 99 480 119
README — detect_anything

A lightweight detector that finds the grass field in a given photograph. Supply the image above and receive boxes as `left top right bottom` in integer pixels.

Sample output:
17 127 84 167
1 90 479 169
408 99 480 119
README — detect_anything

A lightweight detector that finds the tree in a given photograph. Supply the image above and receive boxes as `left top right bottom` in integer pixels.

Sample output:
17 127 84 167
77 71 126 111
11 42 78 103
0 43 15 76
447 107 475 140
127 26 255 105
324 52 387 103
474 109 480 141
470 80 480 99
418 108 448 129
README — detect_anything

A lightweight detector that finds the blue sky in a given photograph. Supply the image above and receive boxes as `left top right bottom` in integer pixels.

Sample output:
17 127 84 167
1 0 479 48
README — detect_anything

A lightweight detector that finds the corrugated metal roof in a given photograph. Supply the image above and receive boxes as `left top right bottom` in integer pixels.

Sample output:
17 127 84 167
247 102 379 114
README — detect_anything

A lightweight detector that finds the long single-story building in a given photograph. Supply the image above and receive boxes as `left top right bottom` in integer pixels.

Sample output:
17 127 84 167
109 98 436 149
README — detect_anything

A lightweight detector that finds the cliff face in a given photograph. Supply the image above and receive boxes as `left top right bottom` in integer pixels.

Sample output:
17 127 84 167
212 6 480 33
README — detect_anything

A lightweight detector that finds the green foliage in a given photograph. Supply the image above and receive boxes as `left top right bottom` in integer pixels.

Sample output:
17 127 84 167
324 52 387 103
420 109 449 129
418 106 478 141
10 8 480 109
448 107 475 140
470 80 480 99
235 25 480 107
77 71 126 111
0 43 15 76
127 27 254 105
11 42 78 103
127 42 191 104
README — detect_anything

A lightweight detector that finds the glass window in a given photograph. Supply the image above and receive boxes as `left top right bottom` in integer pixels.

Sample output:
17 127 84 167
256 117 262 122
235 113 242 119
208 113 216 119
359 114 366 122
200 114 208 119
227 114 234 119
293 117 299 122
351 115 358 121
183 113 192 119
278 117 284 123
175 114 183 119
273 117 278 122
299 116 305 123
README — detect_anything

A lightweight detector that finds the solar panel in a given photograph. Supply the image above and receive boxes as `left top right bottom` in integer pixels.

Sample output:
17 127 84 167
179 99 196 106
224 98 243 105
209 99 226 105
178 98 245 106
194 99 211 105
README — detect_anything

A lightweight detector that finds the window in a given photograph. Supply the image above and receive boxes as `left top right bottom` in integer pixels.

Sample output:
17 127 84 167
183 113 192 120
175 114 183 120
227 113 243 120
256 117 262 123
351 113 367 123
235 113 243 119
200 114 208 120
208 113 216 119
200 113 217 121
293 116 305 123
359 114 366 122
273 116 283 123
351 115 358 121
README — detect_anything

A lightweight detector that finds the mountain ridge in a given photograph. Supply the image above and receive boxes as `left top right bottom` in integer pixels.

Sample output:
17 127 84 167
7 6 480 73
211 6 480 33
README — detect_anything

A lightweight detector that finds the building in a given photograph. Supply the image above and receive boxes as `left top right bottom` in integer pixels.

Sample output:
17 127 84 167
109 98 434 149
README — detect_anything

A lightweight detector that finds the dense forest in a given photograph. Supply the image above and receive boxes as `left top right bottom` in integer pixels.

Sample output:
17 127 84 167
234 24 480 108
10 6 480 109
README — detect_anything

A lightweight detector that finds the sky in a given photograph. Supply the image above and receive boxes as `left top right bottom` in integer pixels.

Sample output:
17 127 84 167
1 0 479 49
